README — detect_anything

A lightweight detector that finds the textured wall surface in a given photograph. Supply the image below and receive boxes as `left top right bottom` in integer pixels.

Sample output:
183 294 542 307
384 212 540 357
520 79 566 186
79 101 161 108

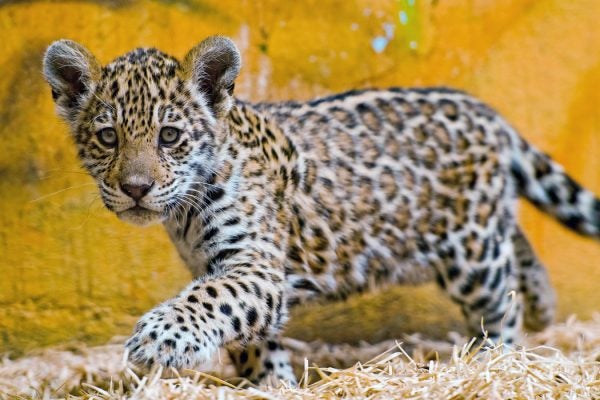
0 0 598 354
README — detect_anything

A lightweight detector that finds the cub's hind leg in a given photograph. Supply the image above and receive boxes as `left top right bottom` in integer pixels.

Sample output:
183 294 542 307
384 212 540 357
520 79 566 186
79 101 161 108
437 230 524 346
513 227 556 331
227 335 296 386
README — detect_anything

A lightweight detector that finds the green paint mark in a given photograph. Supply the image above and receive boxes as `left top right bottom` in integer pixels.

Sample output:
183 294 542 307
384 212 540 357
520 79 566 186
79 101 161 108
396 0 430 54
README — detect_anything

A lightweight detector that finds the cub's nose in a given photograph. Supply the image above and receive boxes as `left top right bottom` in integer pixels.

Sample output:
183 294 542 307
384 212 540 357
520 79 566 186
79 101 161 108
120 181 154 201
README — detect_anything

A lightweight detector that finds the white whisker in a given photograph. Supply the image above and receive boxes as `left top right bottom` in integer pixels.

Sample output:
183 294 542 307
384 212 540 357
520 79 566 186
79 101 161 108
29 183 96 203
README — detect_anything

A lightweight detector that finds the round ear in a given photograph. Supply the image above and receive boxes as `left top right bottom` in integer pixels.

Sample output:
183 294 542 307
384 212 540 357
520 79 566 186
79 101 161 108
181 36 241 118
43 39 100 119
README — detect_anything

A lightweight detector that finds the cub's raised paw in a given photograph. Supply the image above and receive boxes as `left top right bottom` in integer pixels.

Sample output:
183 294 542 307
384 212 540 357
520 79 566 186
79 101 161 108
125 301 217 370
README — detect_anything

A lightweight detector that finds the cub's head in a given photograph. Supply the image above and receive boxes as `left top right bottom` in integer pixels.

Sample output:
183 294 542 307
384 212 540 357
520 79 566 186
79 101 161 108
42 37 241 226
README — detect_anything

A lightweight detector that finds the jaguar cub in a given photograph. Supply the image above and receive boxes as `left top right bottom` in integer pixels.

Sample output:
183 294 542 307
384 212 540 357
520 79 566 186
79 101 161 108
43 36 600 384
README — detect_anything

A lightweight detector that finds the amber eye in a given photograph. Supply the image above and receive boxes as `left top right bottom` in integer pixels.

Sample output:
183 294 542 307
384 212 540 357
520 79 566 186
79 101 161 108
96 128 118 148
159 127 181 146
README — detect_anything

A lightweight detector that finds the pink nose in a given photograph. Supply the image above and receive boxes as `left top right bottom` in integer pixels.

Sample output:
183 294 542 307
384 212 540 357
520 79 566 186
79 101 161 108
120 182 154 201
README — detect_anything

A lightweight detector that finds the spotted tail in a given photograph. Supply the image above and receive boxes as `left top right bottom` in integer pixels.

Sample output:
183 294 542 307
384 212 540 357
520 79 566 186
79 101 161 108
508 130 600 238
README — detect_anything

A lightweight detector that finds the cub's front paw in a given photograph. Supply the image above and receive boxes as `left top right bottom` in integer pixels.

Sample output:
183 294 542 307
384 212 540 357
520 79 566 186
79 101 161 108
125 302 217 370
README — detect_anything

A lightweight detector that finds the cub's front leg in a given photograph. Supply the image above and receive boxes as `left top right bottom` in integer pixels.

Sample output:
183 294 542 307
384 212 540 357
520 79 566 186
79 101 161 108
126 262 287 371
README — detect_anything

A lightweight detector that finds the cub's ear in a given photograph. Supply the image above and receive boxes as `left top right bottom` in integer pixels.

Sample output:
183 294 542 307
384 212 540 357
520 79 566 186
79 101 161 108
43 39 100 119
181 36 241 118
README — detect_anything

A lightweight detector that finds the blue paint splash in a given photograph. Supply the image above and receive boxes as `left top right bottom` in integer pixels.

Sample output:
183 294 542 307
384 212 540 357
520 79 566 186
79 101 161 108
371 36 388 53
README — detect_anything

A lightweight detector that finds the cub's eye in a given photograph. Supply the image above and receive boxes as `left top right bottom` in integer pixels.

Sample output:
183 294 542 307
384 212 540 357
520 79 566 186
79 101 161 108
159 127 181 146
96 128 118 148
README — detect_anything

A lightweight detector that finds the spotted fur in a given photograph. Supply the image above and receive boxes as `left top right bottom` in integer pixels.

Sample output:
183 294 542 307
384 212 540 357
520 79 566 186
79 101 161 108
43 36 600 385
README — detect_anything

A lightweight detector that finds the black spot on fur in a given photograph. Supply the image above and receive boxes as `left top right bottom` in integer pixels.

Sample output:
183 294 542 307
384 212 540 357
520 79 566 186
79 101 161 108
547 186 561 205
264 360 274 370
223 283 238 297
227 233 247 244
224 216 241 226
220 303 232 315
448 265 461 280
488 267 503 291
564 214 584 231
292 279 321 292
266 293 274 309
232 317 242 333
246 307 258 326
206 187 225 202
187 295 198 303
203 227 219 242
510 161 528 190
206 286 218 298
435 271 446 289
470 295 491 311
287 245 303 263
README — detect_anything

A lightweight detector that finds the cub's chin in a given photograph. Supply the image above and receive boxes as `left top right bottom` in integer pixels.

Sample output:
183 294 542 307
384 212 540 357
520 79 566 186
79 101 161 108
116 206 164 226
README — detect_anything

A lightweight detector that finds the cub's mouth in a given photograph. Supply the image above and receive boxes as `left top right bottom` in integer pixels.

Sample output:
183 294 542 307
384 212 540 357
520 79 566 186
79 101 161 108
116 205 164 226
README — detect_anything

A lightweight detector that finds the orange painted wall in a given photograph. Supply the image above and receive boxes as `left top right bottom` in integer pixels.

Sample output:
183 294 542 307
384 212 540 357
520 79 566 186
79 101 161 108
0 0 598 353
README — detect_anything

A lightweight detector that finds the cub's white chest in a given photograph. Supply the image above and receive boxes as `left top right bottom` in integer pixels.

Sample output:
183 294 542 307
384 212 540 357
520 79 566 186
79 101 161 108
164 220 209 278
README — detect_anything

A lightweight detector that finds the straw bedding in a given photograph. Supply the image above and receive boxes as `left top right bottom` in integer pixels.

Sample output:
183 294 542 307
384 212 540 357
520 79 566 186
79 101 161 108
1 315 599 399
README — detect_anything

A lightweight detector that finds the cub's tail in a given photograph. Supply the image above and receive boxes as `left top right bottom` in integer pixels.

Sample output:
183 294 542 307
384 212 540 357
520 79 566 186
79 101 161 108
506 128 600 238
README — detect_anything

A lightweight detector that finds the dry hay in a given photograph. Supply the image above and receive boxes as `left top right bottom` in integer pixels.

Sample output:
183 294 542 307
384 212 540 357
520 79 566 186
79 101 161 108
1 315 599 399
